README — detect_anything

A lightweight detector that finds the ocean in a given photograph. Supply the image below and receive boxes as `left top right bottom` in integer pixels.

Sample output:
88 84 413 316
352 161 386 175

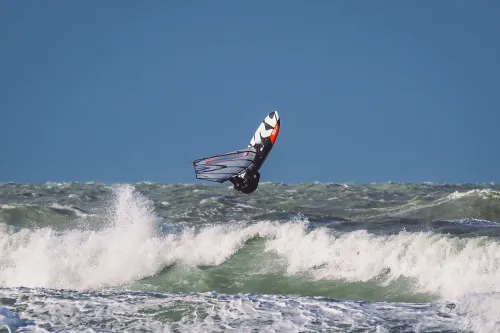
1 182 499 332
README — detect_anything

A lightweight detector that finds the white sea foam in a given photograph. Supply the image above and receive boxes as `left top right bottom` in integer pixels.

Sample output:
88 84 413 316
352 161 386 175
0 185 274 290
361 188 500 219
263 221 500 332
265 223 500 300
448 189 500 200
0 289 458 333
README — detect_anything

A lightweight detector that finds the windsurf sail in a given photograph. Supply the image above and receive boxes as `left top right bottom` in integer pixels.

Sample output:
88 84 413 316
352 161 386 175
192 148 257 183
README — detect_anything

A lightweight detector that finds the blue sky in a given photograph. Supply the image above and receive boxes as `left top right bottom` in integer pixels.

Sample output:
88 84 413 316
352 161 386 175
2 1 499 184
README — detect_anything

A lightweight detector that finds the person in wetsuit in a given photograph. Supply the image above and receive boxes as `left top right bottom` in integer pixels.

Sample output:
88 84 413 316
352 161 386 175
230 169 260 194
229 143 266 194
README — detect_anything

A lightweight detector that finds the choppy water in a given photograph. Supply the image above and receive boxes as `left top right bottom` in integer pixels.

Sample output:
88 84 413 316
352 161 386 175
1 182 500 332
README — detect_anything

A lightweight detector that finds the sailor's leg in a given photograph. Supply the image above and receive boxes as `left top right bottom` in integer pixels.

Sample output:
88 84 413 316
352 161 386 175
229 177 243 190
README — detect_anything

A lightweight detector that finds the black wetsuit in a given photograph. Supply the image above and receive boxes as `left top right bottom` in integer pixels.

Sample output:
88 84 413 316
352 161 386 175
230 169 260 194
